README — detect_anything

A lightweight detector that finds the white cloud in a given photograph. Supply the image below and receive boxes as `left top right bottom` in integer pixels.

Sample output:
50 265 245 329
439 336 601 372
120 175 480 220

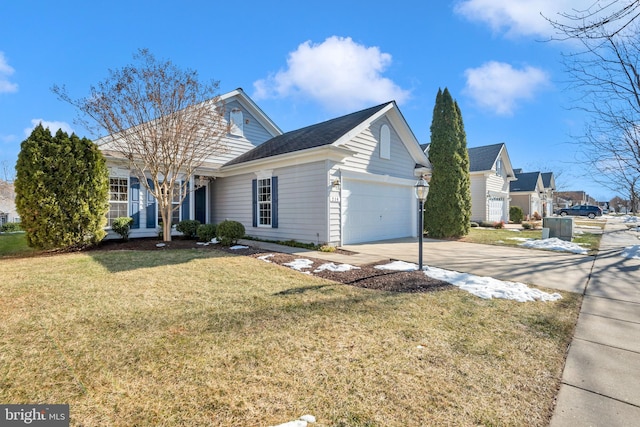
453 0 593 38
24 119 74 137
463 61 550 115
0 52 18 93
253 36 410 112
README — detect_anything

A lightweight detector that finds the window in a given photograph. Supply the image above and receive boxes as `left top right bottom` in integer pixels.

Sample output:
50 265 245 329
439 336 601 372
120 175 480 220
495 158 503 176
257 178 272 226
108 177 128 226
252 176 278 228
230 108 244 137
380 124 391 159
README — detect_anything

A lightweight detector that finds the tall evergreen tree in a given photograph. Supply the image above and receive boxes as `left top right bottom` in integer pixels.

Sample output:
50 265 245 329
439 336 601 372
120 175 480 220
15 125 109 249
424 88 472 238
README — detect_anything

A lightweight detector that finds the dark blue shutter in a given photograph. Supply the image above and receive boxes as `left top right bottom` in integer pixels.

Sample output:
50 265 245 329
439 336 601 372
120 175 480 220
181 181 190 221
130 177 140 229
252 179 257 227
146 179 156 228
271 176 278 228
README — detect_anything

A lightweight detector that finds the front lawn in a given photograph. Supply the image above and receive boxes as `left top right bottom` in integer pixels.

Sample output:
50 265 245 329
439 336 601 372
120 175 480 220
0 249 580 426
0 232 34 257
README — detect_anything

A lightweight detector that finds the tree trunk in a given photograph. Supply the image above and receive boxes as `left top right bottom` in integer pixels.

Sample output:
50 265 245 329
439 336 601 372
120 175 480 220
161 204 172 242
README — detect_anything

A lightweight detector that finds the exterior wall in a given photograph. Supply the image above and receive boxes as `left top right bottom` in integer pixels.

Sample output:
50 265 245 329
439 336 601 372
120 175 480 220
214 99 278 165
470 173 488 222
511 193 543 218
0 182 19 225
339 117 416 181
213 161 330 244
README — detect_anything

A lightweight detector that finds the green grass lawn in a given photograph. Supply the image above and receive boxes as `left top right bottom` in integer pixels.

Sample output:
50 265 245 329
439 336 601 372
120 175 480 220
0 249 581 426
0 232 35 257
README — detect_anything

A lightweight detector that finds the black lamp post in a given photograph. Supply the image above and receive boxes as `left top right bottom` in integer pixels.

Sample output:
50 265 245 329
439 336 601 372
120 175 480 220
414 177 429 270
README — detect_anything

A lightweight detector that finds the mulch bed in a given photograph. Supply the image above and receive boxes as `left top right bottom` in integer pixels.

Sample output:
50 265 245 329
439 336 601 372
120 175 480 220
90 238 454 294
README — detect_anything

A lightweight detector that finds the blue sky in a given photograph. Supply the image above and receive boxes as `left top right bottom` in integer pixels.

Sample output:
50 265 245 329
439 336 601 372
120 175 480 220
0 0 615 200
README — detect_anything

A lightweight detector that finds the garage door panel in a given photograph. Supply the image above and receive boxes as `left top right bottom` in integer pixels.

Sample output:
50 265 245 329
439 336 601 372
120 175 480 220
342 179 414 244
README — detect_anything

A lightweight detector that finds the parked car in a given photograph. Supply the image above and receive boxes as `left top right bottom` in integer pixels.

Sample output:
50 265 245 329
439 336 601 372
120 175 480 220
558 205 603 219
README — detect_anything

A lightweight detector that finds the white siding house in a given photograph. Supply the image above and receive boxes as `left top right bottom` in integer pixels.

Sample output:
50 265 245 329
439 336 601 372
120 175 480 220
510 170 545 219
100 90 430 245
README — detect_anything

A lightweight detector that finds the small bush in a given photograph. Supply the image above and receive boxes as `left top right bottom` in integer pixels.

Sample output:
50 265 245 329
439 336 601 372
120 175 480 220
1 222 21 232
522 222 534 230
111 217 133 241
493 221 505 229
532 211 542 220
319 244 336 253
176 220 201 239
217 220 245 246
509 206 524 224
196 223 217 242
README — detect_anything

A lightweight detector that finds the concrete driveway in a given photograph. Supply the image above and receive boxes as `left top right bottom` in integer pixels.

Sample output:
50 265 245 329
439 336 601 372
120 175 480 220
342 237 595 294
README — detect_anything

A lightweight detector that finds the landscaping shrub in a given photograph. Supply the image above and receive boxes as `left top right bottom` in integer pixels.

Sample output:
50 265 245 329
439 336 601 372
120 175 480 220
522 222 534 230
1 222 21 232
533 211 542 220
494 220 505 229
196 223 217 242
509 206 524 224
217 220 245 246
176 220 201 239
111 217 133 240
319 244 336 253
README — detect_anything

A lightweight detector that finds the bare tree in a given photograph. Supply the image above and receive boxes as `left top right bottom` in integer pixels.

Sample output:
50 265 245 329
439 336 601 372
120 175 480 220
546 1 640 201
0 160 15 182
53 49 227 241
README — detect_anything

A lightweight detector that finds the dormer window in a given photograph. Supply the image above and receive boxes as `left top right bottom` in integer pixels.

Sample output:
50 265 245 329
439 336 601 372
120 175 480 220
495 158 503 176
230 108 244 137
380 124 390 159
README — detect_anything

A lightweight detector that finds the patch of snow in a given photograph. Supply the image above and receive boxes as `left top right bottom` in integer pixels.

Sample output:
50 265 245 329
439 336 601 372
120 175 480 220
374 260 418 271
576 225 601 230
196 242 209 246
155 243 166 247
313 262 360 273
258 254 275 263
519 237 588 254
507 237 533 242
423 266 563 302
621 245 640 259
229 245 249 250
210 237 219 244
622 215 640 223
283 258 314 271
372 261 562 302
270 415 316 427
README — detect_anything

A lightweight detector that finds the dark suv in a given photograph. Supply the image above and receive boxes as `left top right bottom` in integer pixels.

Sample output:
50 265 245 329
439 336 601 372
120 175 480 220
558 205 603 219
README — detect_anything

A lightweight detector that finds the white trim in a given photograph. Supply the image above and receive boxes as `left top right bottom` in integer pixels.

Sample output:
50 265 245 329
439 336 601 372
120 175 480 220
339 169 417 186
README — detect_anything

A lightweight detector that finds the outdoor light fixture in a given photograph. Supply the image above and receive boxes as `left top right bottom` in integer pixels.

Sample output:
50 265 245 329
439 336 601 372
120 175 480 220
332 178 341 189
414 176 429 270
196 175 209 188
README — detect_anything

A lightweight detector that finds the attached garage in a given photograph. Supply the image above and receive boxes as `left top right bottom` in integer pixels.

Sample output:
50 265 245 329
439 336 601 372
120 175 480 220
488 197 505 222
341 177 416 244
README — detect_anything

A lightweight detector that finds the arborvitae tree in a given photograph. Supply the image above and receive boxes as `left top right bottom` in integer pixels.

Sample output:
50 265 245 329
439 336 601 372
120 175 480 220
15 124 109 249
424 88 472 238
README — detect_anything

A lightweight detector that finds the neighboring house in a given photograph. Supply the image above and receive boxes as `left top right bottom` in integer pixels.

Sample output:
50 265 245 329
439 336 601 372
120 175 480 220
510 170 545 218
554 191 596 208
540 172 556 217
0 180 19 227
100 88 430 245
468 143 516 223
419 142 516 223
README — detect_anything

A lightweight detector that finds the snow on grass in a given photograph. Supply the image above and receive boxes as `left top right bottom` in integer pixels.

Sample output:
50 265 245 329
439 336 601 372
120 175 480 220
229 245 249 250
373 261 562 302
270 414 316 427
313 263 360 273
621 245 640 259
507 237 534 242
519 237 588 254
283 259 314 271
257 254 274 263
622 215 640 223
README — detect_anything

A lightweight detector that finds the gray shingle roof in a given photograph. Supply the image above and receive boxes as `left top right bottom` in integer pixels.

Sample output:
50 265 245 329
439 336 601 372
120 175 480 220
468 143 504 172
541 172 554 189
224 103 390 166
510 171 541 192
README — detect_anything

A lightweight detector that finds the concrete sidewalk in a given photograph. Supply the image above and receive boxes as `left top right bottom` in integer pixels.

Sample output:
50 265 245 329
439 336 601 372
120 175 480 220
550 218 640 426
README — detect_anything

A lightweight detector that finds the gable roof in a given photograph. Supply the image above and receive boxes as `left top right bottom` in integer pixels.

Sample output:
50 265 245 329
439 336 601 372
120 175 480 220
541 172 555 190
510 171 542 192
468 143 505 172
224 103 391 167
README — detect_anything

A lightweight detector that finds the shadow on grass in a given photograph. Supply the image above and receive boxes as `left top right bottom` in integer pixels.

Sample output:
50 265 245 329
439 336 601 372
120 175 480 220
87 248 234 273
274 285 332 295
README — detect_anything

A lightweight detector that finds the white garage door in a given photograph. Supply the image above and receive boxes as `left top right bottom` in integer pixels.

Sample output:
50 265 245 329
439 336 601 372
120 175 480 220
488 198 504 222
342 179 414 244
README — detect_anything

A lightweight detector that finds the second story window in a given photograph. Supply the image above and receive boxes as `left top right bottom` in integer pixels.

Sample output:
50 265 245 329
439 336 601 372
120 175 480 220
230 108 244 137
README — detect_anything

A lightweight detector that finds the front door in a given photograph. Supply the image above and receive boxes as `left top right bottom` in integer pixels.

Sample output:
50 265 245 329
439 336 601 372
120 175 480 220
195 186 207 224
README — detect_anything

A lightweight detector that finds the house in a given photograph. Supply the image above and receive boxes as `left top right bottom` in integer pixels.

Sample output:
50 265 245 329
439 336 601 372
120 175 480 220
554 191 596 209
100 88 430 245
510 170 545 218
420 142 516 223
467 143 516 223
0 180 19 227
